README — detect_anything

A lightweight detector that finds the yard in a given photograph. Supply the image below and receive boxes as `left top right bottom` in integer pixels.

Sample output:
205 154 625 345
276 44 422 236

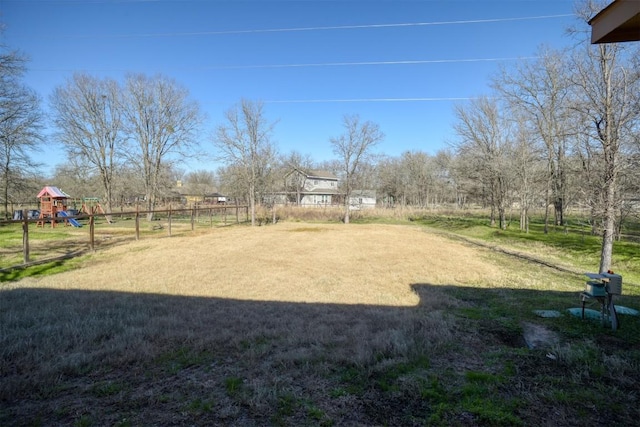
1 221 639 426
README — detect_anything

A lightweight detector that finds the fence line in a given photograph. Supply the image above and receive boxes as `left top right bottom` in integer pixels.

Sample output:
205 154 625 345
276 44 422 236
1 204 249 269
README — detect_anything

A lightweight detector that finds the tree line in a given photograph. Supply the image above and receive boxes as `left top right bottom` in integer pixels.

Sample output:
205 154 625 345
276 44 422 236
448 1 640 273
1 1 639 272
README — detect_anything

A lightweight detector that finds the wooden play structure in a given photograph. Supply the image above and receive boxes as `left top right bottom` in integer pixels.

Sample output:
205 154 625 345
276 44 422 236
36 188 112 227
36 186 73 227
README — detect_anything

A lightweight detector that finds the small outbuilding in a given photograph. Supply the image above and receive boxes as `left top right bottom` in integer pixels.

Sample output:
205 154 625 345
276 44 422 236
349 190 377 210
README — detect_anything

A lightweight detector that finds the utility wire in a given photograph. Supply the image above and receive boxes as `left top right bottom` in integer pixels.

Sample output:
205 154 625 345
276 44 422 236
197 57 539 70
39 14 574 39
262 97 483 104
29 56 537 72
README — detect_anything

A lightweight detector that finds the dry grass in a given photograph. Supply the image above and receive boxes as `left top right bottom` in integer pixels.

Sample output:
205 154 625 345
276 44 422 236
11 223 510 302
1 222 638 426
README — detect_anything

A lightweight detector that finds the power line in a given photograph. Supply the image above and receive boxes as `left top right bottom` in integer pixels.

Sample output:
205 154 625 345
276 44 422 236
41 14 574 39
263 97 483 104
197 57 539 71
29 56 537 73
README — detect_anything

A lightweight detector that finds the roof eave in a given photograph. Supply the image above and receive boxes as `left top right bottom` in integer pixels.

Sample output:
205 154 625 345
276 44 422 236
589 0 640 44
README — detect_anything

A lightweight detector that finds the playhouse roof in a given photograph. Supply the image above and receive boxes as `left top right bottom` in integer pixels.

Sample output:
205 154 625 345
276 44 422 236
37 186 71 199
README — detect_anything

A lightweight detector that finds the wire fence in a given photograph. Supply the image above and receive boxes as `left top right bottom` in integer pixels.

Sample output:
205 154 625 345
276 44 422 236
0 204 249 272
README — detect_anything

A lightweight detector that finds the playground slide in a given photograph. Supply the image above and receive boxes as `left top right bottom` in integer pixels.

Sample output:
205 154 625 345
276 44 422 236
59 211 82 227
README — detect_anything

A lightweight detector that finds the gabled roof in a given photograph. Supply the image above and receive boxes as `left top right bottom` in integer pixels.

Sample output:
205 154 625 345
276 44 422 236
37 186 70 198
306 169 338 180
286 167 338 181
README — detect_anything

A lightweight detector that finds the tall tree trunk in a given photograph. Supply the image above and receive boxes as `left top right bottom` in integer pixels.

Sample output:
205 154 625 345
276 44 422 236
3 162 9 220
249 182 256 226
597 44 617 274
599 181 616 273
344 199 350 224
544 166 551 234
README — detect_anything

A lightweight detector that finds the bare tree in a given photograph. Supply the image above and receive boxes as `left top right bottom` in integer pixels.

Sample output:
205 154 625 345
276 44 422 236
50 73 123 215
511 117 545 232
330 114 384 224
401 151 436 208
376 155 406 207
123 73 202 219
50 160 102 202
214 99 278 226
453 97 514 229
0 46 42 218
216 163 247 206
494 47 572 231
433 149 460 207
184 169 217 200
570 1 640 272
111 162 146 207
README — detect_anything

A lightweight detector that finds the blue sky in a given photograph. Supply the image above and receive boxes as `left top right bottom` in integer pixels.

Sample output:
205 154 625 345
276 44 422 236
1 0 581 174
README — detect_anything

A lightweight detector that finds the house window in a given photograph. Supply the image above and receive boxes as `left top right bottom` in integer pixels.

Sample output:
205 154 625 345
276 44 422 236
314 180 318 185
331 182 334 187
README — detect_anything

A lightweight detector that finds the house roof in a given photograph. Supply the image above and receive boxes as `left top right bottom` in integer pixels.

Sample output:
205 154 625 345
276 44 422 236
589 0 640 43
286 167 338 181
37 186 70 199
306 170 338 180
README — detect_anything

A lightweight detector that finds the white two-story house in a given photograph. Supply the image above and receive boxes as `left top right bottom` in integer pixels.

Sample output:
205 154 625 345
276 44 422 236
283 168 341 206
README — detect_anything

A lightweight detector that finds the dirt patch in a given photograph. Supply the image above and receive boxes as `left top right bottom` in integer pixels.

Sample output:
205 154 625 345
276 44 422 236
522 322 560 350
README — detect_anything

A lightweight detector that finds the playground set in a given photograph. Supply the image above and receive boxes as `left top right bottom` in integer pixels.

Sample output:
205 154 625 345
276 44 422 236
35 186 110 228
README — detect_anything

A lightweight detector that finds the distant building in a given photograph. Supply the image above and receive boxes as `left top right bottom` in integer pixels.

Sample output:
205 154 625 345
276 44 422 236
349 190 377 210
283 168 341 206
172 180 227 205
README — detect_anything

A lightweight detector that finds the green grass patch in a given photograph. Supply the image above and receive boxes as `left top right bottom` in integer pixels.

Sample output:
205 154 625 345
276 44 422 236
90 380 128 397
0 257 86 282
373 354 430 392
0 225 75 248
412 213 640 286
184 397 214 414
154 347 213 375
411 214 488 231
460 395 523 426
224 376 244 397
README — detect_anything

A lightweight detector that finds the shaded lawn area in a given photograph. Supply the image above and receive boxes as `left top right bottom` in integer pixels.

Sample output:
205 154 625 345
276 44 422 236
2 285 640 426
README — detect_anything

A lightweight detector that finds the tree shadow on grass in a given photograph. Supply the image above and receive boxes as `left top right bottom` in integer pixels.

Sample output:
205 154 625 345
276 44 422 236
1 284 640 426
